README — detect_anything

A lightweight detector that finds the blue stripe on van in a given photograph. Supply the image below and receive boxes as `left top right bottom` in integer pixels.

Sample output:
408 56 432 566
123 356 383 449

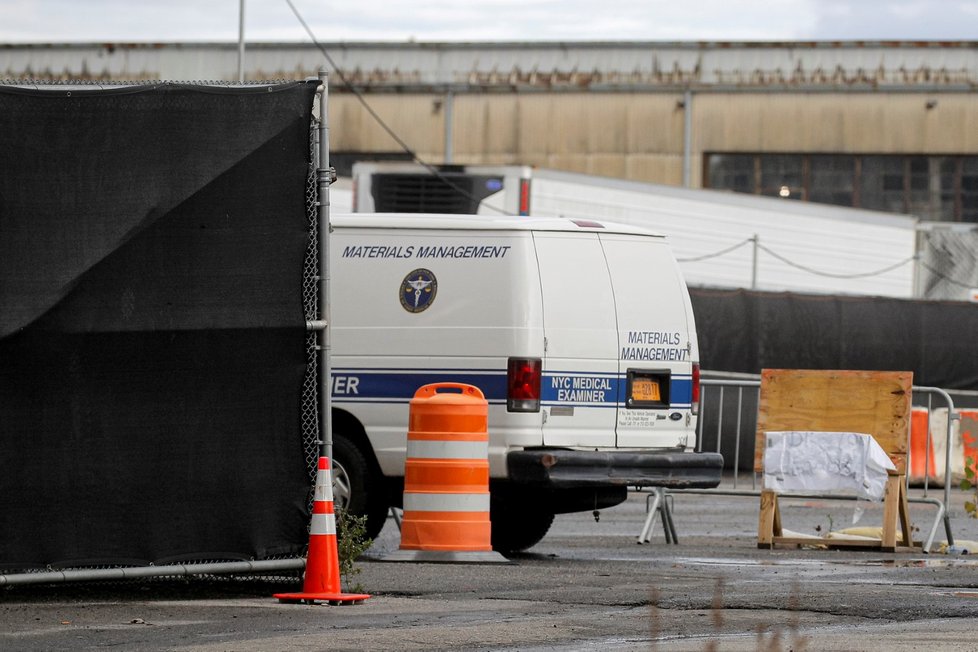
541 372 620 407
330 368 693 409
541 372 692 408
331 368 508 404
671 376 693 407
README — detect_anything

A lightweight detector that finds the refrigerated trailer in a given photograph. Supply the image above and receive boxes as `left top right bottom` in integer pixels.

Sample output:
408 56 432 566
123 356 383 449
352 163 919 298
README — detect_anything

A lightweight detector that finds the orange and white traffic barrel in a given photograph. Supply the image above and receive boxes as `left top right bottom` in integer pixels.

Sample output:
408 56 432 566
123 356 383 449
385 383 508 563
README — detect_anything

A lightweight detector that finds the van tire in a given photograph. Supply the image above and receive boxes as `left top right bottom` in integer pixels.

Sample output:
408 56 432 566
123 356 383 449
490 496 555 553
331 433 388 541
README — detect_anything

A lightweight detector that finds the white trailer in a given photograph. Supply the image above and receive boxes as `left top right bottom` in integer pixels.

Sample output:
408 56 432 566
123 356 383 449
352 163 919 298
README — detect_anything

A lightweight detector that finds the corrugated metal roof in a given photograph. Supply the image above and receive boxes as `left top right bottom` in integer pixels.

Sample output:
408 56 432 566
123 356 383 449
2 41 977 90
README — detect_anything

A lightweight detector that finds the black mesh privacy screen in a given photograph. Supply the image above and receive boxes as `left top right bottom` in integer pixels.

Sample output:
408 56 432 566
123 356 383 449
0 82 318 569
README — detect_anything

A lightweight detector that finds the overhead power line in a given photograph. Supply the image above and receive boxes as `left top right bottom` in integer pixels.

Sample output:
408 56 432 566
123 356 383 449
283 0 511 215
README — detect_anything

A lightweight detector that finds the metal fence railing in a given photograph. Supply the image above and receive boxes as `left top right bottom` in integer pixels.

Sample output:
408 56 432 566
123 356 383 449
638 373 961 553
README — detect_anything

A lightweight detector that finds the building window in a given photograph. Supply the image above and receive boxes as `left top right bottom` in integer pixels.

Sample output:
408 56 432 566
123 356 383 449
860 155 907 214
962 158 978 221
705 153 978 222
809 155 855 207
706 154 755 194
759 155 804 200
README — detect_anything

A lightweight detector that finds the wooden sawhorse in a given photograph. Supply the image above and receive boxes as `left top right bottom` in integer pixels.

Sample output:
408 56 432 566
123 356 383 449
755 369 921 553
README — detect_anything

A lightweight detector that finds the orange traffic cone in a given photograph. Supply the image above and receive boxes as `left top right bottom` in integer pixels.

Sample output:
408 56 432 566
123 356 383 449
274 456 370 605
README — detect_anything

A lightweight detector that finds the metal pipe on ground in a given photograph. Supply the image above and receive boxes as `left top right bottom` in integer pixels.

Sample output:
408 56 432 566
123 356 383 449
0 559 305 587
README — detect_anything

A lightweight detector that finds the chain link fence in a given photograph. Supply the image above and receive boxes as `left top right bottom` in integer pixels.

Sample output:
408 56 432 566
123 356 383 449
301 123 323 485
917 225 978 301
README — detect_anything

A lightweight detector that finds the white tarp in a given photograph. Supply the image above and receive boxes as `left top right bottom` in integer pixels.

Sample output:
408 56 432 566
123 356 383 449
762 431 896 501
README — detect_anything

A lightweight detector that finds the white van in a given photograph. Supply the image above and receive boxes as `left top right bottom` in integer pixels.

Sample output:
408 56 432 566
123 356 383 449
329 213 722 551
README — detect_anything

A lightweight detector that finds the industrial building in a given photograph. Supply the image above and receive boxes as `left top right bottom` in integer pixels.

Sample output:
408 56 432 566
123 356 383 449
4 40 978 223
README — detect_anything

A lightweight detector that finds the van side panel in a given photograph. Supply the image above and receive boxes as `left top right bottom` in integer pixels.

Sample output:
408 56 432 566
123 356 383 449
330 227 545 477
534 232 618 447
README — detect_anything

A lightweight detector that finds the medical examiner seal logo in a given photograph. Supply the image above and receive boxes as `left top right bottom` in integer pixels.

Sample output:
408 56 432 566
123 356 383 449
399 268 438 313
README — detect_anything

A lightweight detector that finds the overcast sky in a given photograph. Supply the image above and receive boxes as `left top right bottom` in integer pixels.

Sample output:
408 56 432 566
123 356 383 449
1 0 976 42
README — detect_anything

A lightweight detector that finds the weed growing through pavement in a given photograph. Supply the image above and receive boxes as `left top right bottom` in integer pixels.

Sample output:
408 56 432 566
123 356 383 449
336 509 372 593
962 455 977 518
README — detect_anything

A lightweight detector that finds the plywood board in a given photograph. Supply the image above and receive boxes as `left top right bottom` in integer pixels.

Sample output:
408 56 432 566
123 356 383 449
754 369 912 473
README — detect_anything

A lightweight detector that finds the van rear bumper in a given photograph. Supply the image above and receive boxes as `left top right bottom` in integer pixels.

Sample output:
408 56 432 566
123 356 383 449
507 449 723 489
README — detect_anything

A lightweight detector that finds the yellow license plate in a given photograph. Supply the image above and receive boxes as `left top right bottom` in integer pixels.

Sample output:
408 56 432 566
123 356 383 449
631 378 661 402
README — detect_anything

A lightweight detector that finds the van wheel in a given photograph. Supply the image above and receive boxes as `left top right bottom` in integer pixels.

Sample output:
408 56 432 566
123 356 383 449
330 433 388 541
490 495 555 553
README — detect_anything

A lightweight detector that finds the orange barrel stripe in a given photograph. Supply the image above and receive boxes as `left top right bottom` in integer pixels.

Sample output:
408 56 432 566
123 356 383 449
908 407 937 485
410 411 488 433
405 460 489 493
398 383 493 553
961 409 978 468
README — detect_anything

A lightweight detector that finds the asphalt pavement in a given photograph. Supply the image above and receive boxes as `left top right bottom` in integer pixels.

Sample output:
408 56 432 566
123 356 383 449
3 487 978 651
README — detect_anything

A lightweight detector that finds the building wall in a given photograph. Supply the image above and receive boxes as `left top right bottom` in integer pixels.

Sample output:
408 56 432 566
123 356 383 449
331 92 690 184
330 89 978 189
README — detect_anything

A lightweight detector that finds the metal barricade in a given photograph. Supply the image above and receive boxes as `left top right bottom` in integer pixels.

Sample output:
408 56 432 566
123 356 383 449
637 373 959 552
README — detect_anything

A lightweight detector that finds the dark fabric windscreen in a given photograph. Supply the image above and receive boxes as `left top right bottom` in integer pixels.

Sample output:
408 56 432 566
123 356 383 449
691 287 978 391
0 82 318 569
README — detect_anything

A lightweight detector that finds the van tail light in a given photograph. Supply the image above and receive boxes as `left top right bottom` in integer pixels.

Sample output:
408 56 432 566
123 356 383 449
691 363 701 415
507 357 541 412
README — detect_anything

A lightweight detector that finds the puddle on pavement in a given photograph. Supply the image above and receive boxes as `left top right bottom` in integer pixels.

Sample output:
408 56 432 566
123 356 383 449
675 556 978 569
854 558 978 568
675 557 824 567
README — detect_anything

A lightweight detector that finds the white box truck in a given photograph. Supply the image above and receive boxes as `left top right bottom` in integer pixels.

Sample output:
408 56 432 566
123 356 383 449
351 162 919 299
329 213 722 552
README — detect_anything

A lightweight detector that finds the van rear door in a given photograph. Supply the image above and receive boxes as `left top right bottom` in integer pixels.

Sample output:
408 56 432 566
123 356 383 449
533 231 618 447
599 233 694 448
